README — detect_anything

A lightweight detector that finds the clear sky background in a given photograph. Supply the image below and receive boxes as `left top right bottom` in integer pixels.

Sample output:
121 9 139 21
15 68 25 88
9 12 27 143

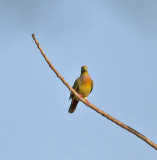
0 0 157 159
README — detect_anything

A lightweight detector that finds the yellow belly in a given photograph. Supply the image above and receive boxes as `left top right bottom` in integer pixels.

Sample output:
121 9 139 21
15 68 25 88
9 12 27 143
78 83 91 98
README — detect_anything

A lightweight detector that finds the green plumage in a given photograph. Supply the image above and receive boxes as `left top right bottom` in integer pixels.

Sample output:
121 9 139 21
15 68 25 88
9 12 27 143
69 65 93 113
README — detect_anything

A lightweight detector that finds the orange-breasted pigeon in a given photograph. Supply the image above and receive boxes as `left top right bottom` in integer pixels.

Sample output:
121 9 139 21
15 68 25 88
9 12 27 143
68 65 93 113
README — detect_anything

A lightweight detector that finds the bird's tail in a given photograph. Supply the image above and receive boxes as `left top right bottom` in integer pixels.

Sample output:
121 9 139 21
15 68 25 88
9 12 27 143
68 99 79 113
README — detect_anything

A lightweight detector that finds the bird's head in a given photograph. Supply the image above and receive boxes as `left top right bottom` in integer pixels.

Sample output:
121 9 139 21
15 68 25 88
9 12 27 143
81 65 88 74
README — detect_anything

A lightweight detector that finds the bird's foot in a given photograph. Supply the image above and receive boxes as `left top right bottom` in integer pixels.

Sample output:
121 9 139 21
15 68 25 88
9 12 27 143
85 99 90 105
78 94 83 98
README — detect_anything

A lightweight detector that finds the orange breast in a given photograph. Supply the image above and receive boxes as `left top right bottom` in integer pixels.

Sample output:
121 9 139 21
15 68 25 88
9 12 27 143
78 75 92 98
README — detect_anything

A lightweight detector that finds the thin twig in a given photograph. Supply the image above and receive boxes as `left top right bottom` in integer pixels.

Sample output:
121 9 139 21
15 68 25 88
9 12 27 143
32 34 157 150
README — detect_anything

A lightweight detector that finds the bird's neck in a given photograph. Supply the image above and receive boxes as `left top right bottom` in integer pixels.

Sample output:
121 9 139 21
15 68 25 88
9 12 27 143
80 71 89 76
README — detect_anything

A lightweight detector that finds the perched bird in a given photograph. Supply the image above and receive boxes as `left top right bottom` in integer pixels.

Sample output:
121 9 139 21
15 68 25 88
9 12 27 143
68 65 93 113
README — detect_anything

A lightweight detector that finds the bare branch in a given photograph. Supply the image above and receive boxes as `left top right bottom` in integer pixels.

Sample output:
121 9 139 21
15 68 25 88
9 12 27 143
32 34 157 150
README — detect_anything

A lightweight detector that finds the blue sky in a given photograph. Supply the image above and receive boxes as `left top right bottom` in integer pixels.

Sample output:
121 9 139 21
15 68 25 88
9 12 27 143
0 0 157 159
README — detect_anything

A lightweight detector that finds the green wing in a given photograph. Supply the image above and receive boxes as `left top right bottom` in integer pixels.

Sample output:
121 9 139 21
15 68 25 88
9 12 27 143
90 79 94 93
69 78 81 99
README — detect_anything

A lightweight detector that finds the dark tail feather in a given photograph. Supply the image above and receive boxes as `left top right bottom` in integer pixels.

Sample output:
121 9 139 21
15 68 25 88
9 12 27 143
68 100 79 113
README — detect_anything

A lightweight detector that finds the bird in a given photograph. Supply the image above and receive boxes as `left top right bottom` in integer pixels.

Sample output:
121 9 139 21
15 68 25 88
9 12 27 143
68 65 94 113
